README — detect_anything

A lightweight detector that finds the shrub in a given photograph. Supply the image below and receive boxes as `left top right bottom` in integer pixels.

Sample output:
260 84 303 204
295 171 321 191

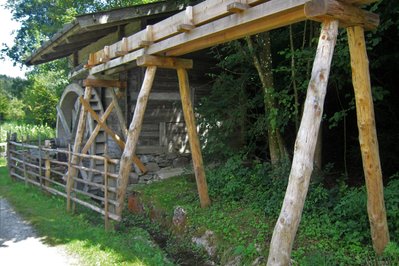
0 122 55 142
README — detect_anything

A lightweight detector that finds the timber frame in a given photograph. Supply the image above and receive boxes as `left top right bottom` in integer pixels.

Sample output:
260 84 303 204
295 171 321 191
24 0 389 263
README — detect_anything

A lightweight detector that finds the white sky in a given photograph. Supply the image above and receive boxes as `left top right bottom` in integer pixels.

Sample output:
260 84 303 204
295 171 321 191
0 0 30 79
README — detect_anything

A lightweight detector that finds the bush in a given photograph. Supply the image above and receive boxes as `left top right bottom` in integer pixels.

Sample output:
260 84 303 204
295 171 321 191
0 122 55 142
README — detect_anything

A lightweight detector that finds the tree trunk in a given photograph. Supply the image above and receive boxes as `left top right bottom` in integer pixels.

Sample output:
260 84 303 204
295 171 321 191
347 25 389 255
267 20 339 265
246 32 288 164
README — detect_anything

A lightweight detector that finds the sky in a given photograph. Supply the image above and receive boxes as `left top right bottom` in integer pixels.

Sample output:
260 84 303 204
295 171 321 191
0 0 30 79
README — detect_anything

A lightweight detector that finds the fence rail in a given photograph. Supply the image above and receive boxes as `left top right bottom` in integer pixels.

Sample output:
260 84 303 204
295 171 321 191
6 139 121 226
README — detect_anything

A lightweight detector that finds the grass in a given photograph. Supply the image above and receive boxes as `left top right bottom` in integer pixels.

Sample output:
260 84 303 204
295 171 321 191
0 157 173 266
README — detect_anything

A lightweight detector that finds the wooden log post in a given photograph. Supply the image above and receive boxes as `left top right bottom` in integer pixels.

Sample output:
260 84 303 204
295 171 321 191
116 66 157 218
66 85 93 213
38 135 43 187
267 20 339 265
104 144 110 231
44 140 51 193
347 25 389 254
177 68 211 208
22 142 28 186
66 144 72 212
8 133 17 181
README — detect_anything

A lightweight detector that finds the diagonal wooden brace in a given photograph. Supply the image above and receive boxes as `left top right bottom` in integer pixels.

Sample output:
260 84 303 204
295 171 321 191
79 97 147 174
81 101 115 155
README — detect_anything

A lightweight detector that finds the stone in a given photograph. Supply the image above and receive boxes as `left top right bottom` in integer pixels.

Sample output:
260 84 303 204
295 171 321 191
192 230 217 258
156 167 184 180
127 192 143 214
172 156 190 168
140 174 154 181
172 206 187 233
140 155 155 164
251 256 265 266
166 153 178 160
129 172 139 184
145 162 160 172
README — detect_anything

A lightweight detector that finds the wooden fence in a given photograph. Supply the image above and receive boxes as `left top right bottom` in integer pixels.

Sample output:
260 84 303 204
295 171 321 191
6 139 120 228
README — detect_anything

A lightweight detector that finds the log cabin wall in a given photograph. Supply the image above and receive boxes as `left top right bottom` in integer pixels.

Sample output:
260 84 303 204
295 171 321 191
102 54 213 159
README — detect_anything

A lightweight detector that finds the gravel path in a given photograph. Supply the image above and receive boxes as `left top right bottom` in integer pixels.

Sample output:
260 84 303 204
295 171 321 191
0 197 80 266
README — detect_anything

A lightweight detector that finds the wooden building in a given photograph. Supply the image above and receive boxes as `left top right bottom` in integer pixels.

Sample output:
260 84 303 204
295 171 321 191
26 2 213 175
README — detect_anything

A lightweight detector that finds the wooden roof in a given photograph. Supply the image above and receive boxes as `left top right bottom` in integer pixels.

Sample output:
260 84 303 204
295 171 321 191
25 1 185 65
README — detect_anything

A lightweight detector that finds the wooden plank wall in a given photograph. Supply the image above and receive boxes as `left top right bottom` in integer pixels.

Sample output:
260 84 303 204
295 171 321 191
123 54 213 155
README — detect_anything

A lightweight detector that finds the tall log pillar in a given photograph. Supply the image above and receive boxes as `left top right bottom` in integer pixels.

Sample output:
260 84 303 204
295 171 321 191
66 85 93 212
267 20 339 265
116 66 157 218
347 25 389 254
177 68 211 208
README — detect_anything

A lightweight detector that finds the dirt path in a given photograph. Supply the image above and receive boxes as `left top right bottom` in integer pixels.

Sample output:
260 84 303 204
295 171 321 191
0 197 80 266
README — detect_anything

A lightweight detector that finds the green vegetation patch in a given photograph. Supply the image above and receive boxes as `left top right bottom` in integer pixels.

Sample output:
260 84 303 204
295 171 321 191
0 158 172 266
134 157 399 265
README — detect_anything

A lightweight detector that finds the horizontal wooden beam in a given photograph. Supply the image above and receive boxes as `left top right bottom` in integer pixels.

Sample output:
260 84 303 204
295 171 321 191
88 0 308 75
136 55 193 69
305 0 379 30
83 79 127 88
87 0 267 68
85 0 379 76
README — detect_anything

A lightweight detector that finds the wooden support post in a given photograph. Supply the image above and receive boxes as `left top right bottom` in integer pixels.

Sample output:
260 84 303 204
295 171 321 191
67 144 72 212
66 86 93 211
22 142 28 186
267 20 339 265
347 25 389 254
116 66 157 217
7 133 16 181
44 140 51 193
104 145 110 231
177 68 211 208
38 135 43 187
6 132 11 174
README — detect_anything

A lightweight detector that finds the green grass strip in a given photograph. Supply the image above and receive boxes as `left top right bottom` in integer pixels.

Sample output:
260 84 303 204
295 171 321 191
0 158 173 266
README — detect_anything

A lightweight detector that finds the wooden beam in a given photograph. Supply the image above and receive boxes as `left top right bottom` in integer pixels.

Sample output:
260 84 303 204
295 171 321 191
267 20 339 265
305 0 379 30
80 101 115 155
177 24 195 33
79 97 147 173
347 25 389 255
227 2 250 13
116 66 157 218
83 79 127 89
177 68 211 208
88 0 309 75
86 0 281 69
137 55 193 69
115 37 129 56
66 86 93 211
110 88 128 139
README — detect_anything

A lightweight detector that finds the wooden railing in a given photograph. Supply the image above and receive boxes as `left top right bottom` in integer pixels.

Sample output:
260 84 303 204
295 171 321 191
6 139 120 228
